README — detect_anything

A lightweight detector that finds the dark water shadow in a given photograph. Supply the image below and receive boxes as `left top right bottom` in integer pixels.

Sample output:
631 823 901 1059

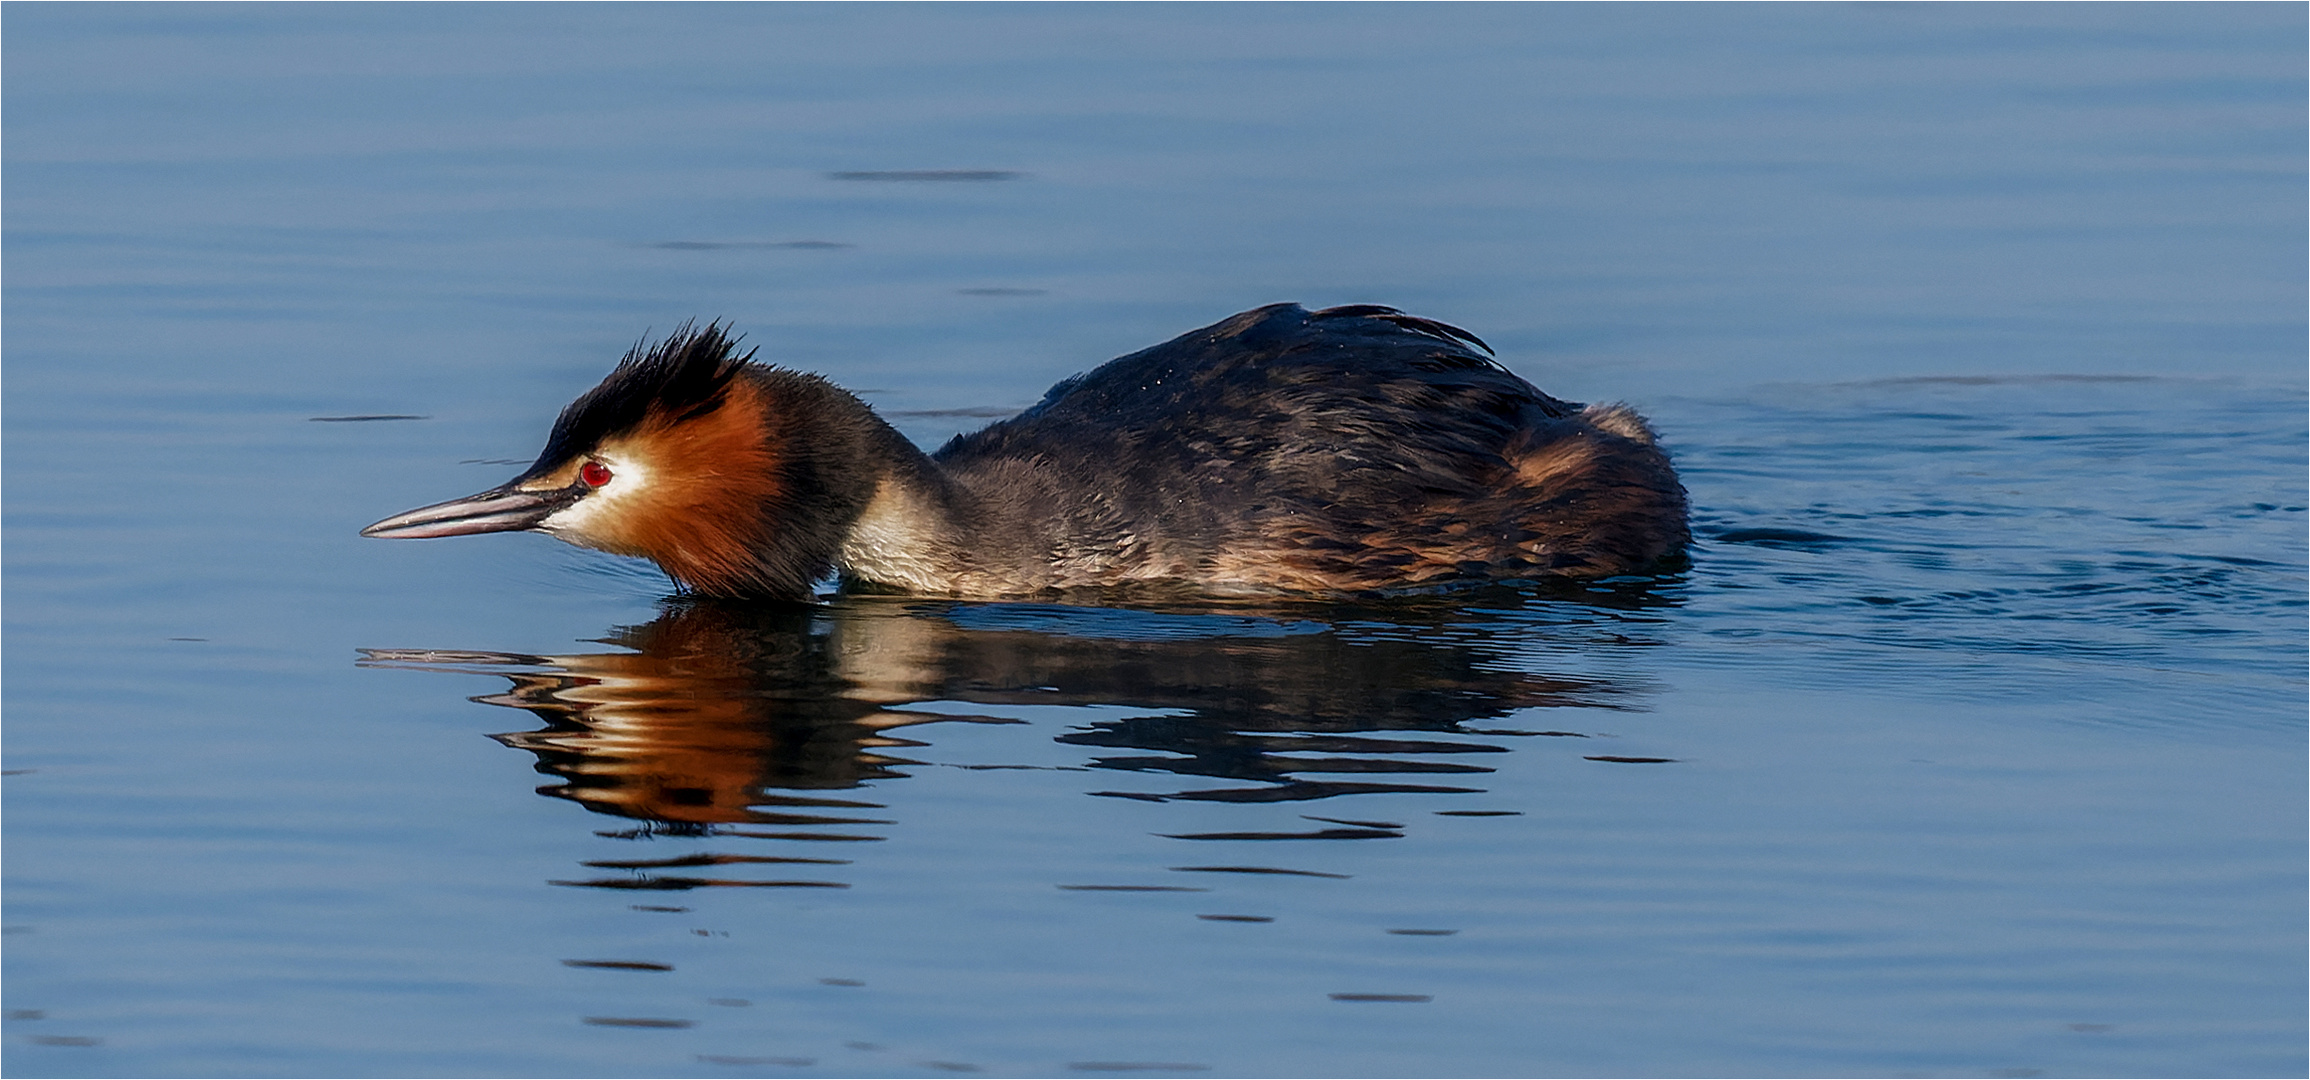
356 587 1676 1038
358 582 1678 887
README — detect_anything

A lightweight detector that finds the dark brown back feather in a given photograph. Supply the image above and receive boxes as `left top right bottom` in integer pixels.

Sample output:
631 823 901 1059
933 303 1686 590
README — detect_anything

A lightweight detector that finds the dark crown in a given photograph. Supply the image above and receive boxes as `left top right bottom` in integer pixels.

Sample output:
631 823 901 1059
523 322 756 479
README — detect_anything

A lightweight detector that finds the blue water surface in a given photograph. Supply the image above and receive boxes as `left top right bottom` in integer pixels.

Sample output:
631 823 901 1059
6 6 2304 1078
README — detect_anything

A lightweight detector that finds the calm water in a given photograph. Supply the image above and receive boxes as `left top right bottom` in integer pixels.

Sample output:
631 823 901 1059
6 6 2304 1078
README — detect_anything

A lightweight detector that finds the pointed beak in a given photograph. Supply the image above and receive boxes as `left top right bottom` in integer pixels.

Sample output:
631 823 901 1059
361 485 579 539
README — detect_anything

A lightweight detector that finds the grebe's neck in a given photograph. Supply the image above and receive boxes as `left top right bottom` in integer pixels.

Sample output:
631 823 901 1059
831 424 1064 597
750 376 985 597
834 472 973 594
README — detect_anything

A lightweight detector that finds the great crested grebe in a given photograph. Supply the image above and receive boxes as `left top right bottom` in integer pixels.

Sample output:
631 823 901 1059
363 303 1688 599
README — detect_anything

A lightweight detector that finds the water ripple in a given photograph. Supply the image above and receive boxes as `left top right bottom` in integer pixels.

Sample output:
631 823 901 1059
1662 378 2305 726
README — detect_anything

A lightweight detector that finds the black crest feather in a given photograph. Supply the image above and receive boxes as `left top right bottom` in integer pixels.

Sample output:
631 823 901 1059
523 322 755 478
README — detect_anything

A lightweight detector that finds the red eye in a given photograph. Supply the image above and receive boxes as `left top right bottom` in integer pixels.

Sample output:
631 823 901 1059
580 461 612 487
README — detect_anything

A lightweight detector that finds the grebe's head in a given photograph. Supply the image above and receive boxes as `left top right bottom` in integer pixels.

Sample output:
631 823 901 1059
362 324 800 596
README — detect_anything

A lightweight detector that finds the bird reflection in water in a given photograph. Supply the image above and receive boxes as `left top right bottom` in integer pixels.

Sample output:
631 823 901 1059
358 585 1667 888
